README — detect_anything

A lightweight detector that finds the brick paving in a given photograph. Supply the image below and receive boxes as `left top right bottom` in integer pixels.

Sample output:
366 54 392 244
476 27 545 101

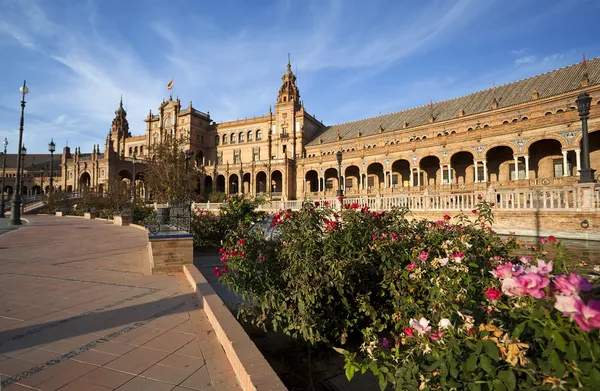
0 215 239 391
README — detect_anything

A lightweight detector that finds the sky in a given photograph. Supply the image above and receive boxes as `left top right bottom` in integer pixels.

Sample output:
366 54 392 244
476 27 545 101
1 0 599 154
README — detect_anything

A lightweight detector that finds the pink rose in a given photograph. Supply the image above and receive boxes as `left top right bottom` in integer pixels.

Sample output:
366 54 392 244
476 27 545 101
572 298 600 332
429 331 443 341
539 238 548 244
519 256 531 264
555 295 578 314
502 277 526 296
259 255 265 262
527 260 553 276
485 288 502 301
406 262 416 271
372 234 378 241
391 233 399 240
553 274 593 296
450 252 465 263
409 318 432 335
418 251 429 262
403 327 414 337
381 337 391 349
492 263 518 279
517 272 551 299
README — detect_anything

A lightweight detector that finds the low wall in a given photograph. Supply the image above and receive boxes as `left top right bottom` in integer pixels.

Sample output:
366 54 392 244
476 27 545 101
146 233 194 275
408 211 600 240
183 265 287 391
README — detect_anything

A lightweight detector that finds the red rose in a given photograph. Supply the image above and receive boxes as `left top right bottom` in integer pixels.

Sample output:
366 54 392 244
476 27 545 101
472 209 477 214
238 239 245 246
324 201 330 206
314 201 320 207
548 235 557 244
403 328 414 337
338 196 343 203
213 267 221 277
485 288 502 301
468 328 473 335
477 194 483 200
443 214 451 220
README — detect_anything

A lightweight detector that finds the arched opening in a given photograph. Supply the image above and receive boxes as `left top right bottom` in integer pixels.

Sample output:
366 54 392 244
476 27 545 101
98 184 104 194
450 151 475 184
22 185 28 195
529 139 564 179
195 150 204 167
215 135 220 145
204 176 213 195
31 185 42 195
324 168 339 193
67 185 73 192
80 172 92 191
216 175 226 193
222 135 228 145
247 131 253 142
391 159 411 187
305 170 319 193
486 146 514 182
118 169 132 181
256 130 262 141
229 174 239 195
419 156 441 186
271 170 283 195
4 185 13 197
239 132 245 143
243 173 251 194
367 163 384 190
344 165 360 192
256 172 267 194
230 134 236 144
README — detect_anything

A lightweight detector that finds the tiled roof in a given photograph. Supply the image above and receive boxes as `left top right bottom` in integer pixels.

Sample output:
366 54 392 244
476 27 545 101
307 58 600 146
1 154 55 170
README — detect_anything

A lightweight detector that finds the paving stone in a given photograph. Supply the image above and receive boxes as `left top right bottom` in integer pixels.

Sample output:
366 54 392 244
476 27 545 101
105 347 170 375
79 367 135 388
116 376 177 390
140 363 196 385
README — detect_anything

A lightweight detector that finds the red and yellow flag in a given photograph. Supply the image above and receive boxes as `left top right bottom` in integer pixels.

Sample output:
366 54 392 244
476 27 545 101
167 80 174 90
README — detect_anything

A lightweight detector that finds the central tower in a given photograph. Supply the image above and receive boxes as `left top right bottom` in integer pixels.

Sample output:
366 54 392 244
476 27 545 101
274 56 301 159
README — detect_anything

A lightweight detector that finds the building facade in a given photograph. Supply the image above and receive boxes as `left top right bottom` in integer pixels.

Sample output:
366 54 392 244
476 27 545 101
2 58 600 202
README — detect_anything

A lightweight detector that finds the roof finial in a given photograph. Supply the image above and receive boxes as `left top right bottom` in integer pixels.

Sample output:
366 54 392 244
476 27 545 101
287 53 291 70
120 94 123 108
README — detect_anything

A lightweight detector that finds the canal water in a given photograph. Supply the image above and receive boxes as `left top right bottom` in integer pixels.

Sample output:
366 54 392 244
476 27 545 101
502 235 600 269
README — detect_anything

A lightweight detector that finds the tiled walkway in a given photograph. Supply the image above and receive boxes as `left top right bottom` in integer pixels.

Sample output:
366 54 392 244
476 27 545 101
0 215 239 391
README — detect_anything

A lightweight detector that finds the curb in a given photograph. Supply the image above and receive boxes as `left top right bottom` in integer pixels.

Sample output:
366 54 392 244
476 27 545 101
183 265 287 391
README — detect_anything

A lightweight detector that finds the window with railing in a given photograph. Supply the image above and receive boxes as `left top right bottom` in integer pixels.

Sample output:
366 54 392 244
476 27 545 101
253 147 260 161
325 179 334 190
345 177 353 190
217 151 223 165
233 150 241 164
473 165 485 182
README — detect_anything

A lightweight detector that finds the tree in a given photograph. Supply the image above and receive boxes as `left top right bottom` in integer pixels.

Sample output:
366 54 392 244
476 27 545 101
144 135 201 203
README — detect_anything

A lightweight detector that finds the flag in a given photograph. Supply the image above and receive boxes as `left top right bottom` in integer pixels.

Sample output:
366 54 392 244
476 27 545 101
167 80 174 90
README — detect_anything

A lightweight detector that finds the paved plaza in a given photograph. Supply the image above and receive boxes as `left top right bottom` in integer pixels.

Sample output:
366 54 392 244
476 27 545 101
0 215 239 391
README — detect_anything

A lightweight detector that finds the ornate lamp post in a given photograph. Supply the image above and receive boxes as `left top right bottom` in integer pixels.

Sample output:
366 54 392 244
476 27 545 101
48 139 55 193
131 152 137 202
10 80 29 225
576 93 596 183
336 150 343 197
20 145 27 196
0 138 8 218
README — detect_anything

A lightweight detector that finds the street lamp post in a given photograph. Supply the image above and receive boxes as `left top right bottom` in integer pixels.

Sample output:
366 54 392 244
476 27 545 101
131 152 137 202
20 145 27 196
10 80 29 225
0 138 8 218
48 139 55 193
336 150 344 198
576 93 596 183
40 168 44 195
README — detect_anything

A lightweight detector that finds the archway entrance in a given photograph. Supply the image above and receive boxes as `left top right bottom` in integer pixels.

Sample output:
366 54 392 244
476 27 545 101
391 159 411 188
271 170 283 196
450 152 475 185
419 156 440 187
216 175 226 193
256 172 267 194
229 174 239 195
204 176 213 195
367 163 384 190
486 146 514 182
344 166 360 192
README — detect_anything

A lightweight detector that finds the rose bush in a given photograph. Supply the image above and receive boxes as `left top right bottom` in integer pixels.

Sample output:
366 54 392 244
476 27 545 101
216 199 599 390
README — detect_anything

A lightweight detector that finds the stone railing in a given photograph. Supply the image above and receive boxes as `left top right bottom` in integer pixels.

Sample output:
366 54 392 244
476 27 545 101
192 186 600 213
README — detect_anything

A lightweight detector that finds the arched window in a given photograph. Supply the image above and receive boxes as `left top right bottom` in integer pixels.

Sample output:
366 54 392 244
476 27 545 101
134 146 138 154
512 118 518 123
129 147 133 155
230 133 236 144
222 135 228 145
450 131 456 135
545 112 552 116
422 136 427 140
483 124 489 129
215 135 220 145
437 133 443 137
467 127 473 131
247 131 253 141
256 130 262 140
239 132 244 142
521 117 528 121
140 146 144 154
556 109 564 113
503 120 509 125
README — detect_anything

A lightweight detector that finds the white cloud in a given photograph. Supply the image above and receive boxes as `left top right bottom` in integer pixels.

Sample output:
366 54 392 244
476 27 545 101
515 55 536 66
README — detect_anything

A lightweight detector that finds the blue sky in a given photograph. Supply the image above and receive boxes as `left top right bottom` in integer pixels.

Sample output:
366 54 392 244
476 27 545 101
1 0 599 154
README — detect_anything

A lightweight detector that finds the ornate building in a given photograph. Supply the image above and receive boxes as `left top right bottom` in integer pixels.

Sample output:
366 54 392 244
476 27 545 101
2 58 600 202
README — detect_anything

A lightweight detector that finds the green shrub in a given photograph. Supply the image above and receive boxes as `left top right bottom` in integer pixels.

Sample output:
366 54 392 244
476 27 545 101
208 192 227 203
217 200 600 390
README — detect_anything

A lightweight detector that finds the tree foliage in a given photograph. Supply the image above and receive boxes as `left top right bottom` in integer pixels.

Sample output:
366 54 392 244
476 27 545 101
144 135 200 203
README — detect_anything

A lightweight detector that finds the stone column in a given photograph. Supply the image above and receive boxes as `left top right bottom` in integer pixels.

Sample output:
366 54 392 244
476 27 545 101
513 156 519 180
447 164 452 184
384 171 387 189
474 161 479 183
409 169 413 187
360 173 364 190
417 167 421 187
524 155 530 180
483 160 488 182
302 178 306 193
439 163 444 184
562 150 569 177
575 149 581 177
